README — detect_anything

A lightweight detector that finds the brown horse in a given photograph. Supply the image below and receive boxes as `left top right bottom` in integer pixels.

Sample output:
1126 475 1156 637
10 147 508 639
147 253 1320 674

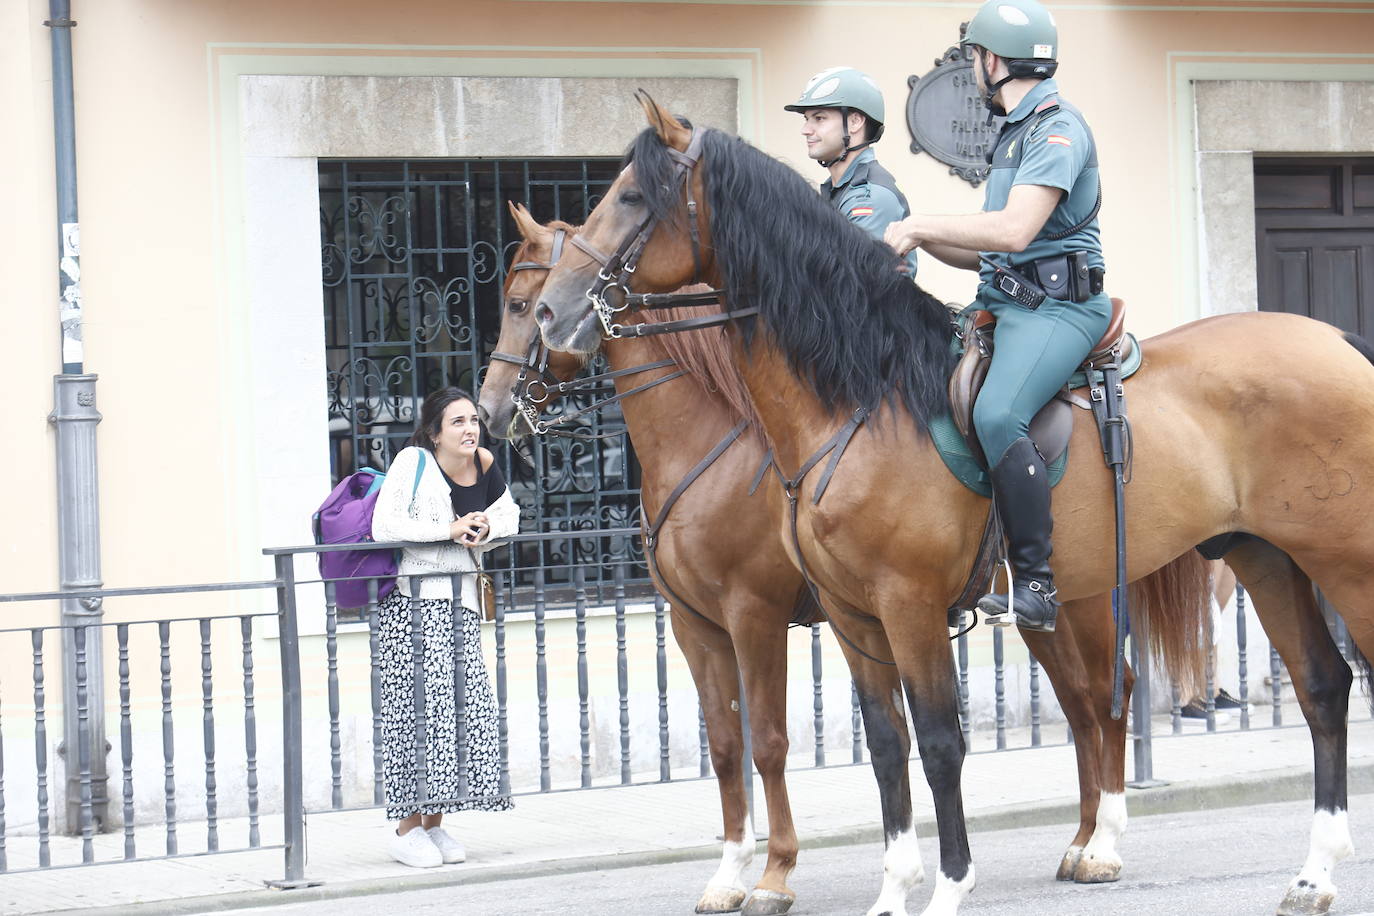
533 97 1370 916
486 205 1203 915
481 204 903 915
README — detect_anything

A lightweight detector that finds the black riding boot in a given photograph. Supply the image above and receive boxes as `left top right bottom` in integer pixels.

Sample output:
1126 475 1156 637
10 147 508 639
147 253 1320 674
976 436 1060 633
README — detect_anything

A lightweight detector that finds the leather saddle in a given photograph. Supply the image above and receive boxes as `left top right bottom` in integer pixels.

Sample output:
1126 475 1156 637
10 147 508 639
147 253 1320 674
948 297 1132 470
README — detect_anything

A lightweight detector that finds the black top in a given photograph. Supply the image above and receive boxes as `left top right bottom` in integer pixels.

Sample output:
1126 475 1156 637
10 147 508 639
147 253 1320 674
438 451 507 517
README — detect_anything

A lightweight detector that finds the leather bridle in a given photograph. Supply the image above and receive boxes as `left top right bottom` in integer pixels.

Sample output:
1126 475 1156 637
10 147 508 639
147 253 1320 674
498 128 761 438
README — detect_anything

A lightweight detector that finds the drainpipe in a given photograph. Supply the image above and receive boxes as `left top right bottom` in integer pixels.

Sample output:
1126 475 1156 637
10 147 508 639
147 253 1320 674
45 0 109 835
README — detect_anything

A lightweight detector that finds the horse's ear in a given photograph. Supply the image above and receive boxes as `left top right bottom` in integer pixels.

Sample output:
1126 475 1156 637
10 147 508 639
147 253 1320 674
507 201 550 244
634 89 691 152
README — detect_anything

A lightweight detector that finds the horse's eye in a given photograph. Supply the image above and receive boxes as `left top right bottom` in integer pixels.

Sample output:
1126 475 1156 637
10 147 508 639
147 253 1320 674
507 298 529 314
619 189 644 206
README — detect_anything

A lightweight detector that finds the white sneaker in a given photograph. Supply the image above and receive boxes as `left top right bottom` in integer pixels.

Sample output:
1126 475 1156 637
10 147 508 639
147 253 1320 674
389 825 442 868
426 826 467 864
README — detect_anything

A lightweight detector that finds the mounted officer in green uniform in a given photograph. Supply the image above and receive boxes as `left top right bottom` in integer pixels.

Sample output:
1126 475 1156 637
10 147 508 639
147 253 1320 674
785 66 919 275
885 0 1109 633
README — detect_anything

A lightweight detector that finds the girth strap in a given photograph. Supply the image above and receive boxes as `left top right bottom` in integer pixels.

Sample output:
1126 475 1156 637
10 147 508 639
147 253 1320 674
776 407 870 495
748 449 774 497
946 507 1003 629
772 407 897 666
773 405 976 651
644 420 748 547
641 419 750 626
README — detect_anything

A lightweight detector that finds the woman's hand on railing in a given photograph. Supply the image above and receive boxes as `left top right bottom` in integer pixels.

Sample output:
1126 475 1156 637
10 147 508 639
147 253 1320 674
451 512 490 545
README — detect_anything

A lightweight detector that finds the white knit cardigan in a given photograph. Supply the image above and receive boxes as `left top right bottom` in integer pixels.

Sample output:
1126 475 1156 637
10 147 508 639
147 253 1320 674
370 446 521 605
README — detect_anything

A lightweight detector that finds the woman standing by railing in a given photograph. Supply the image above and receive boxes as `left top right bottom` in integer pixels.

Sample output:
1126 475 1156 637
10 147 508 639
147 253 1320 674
371 386 520 868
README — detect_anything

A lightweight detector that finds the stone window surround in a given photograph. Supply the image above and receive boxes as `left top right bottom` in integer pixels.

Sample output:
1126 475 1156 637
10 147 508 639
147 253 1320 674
1194 79 1374 318
232 70 738 629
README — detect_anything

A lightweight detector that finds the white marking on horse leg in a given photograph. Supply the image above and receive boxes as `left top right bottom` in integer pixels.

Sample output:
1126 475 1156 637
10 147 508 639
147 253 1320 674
1075 791 1126 882
697 822 755 913
919 867 976 916
1280 808 1352 915
866 828 924 916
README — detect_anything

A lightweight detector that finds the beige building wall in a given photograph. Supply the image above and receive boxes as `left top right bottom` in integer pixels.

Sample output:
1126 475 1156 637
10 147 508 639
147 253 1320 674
1 0 1372 825
4 0 1373 600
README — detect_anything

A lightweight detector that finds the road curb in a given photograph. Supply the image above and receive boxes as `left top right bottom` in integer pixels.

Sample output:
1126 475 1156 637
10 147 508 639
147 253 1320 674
50 760 1374 916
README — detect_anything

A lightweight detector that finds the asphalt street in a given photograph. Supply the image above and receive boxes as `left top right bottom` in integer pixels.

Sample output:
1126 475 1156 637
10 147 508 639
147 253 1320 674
199 793 1374 916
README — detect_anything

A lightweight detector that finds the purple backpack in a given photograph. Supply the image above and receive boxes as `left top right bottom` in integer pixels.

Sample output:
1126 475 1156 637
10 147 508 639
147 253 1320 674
312 452 427 608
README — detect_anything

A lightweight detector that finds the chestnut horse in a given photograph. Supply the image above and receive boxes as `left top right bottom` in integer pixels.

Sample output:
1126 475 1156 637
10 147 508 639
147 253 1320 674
484 205 1203 916
482 205 898 916
533 96 1373 916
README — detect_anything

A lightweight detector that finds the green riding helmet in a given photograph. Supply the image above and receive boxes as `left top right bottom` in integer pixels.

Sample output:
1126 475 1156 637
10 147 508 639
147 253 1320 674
963 0 1059 80
783 66 886 143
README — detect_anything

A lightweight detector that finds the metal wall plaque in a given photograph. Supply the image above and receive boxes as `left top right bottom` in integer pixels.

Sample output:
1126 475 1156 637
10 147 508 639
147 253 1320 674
906 43 1006 187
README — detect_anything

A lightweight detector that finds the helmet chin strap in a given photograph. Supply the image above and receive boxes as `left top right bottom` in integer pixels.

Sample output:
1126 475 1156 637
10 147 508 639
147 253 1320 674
975 50 1015 125
818 108 875 168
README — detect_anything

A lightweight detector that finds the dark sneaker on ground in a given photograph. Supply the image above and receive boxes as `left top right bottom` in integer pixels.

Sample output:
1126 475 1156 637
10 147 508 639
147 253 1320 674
1212 688 1247 709
1179 699 1233 724
1180 699 1208 719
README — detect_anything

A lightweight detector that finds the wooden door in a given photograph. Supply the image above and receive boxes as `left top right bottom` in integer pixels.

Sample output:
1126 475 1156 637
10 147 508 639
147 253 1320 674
1253 157 1374 654
1255 158 1374 335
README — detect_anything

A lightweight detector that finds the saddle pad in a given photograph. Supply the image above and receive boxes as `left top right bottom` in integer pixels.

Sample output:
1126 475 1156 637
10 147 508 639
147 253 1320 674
1068 332 1143 390
932 332 1143 497
929 412 1068 499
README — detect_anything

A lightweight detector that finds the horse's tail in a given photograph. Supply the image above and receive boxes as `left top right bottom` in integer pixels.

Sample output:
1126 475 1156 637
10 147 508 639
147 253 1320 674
1345 637 1374 715
1128 550 1213 699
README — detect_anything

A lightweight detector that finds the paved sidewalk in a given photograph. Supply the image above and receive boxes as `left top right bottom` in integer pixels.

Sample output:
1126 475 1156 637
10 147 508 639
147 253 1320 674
6 712 1374 915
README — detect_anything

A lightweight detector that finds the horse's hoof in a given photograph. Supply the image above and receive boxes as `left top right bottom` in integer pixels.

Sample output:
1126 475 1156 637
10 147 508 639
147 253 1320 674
696 886 747 914
1056 845 1084 881
1276 878 1335 916
1073 852 1122 884
742 889 795 916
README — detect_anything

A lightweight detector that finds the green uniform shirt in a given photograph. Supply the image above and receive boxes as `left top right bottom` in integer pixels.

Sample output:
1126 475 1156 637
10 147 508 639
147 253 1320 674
821 148 919 276
978 78 1102 289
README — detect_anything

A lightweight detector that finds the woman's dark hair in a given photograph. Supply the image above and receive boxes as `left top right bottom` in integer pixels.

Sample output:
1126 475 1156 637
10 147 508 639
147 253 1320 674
407 386 478 451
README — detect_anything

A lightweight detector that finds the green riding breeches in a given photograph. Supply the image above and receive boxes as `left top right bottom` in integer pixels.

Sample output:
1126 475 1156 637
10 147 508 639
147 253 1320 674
971 287 1113 466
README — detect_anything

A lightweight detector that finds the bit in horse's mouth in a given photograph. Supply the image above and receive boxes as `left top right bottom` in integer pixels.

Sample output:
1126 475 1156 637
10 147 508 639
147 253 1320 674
567 306 601 353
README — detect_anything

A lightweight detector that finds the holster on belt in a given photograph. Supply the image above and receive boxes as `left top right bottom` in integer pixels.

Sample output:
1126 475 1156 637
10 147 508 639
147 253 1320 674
1020 251 1106 304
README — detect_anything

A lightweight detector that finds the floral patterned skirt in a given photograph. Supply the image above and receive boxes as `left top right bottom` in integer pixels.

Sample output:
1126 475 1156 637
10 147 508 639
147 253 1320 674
378 590 513 819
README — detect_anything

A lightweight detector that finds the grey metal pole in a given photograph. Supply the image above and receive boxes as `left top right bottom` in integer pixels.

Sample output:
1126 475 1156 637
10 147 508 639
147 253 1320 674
46 2 108 835
1128 630 1166 789
47 0 83 373
269 555 311 888
51 377 107 833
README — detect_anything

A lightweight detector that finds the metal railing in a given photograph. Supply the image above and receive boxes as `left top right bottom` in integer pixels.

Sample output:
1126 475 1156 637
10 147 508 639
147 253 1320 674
0 530 1355 886
0 579 282 872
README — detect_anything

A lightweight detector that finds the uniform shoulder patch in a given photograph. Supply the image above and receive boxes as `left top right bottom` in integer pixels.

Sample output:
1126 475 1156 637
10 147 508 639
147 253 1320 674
850 205 875 217
1046 134 1072 147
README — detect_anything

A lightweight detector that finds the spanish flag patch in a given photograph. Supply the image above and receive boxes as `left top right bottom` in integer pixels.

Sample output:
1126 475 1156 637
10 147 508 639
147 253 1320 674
1046 134 1072 147
850 206 874 217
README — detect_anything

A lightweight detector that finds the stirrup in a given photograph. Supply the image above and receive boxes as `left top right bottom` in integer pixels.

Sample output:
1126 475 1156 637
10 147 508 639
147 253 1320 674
978 559 1017 629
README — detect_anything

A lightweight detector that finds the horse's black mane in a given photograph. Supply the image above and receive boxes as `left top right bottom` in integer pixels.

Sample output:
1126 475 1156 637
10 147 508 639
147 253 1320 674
624 125 955 432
